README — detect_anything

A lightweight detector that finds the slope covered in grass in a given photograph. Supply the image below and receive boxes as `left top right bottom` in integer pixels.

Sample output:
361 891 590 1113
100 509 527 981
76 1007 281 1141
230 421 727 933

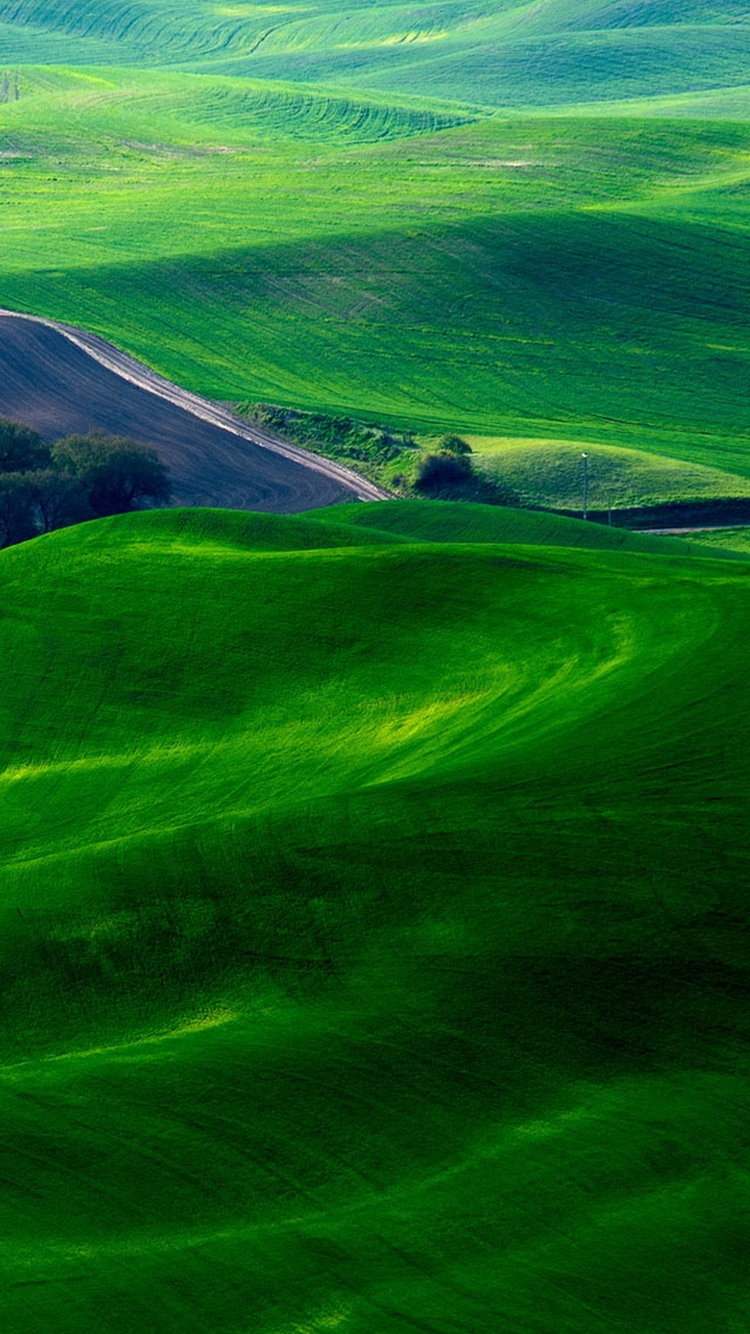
4 0 750 108
466 436 750 511
313 496 748 557
2 69 750 485
0 504 748 1331
693 524 750 555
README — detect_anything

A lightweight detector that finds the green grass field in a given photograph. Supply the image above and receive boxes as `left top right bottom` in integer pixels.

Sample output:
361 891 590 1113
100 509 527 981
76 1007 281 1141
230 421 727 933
308 496 750 556
694 524 750 553
0 501 748 1331
5 0 750 107
464 436 750 510
2 3 750 494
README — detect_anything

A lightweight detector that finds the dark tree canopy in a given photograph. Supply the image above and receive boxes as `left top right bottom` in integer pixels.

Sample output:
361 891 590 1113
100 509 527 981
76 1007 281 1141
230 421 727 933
415 452 474 494
0 473 39 546
52 432 171 517
0 420 171 546
0 417 51 474
32 471 93 533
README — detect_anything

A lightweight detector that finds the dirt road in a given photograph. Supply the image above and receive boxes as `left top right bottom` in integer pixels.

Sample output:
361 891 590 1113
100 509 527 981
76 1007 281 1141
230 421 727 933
0 309 386 511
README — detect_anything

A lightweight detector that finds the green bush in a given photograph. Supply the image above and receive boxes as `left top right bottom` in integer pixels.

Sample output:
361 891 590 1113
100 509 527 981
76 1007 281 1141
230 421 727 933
435 434 472 456
415 451 474 494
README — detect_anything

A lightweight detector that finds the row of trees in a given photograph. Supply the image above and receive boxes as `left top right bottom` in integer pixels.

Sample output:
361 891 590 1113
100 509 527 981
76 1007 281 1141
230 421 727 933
0 417 170 547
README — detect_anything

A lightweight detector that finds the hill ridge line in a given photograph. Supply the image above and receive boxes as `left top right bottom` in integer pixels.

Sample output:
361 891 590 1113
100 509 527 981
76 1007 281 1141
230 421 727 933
0 307 387 504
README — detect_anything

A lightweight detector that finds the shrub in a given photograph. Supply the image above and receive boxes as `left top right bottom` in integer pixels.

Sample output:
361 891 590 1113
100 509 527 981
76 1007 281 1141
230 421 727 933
435 434 472 456
415 452 474 494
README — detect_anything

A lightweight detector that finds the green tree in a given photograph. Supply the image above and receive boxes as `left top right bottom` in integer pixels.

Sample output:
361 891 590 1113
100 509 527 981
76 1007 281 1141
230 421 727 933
52 432 171 517
0 473 38 546
31 471 92 534
0 417 50 474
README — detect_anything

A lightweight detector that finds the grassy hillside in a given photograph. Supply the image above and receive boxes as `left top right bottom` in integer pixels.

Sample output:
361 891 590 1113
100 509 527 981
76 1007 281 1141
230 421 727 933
693 523 750 554
1 68 750 488
4 0 750 107
0 502 748 1331
312 496 749 557
465 436 750 510
1 5 750 495
0 8 748 1329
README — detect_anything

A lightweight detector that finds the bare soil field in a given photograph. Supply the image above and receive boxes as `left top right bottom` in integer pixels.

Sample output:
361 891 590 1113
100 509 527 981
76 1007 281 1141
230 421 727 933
0 311 384 511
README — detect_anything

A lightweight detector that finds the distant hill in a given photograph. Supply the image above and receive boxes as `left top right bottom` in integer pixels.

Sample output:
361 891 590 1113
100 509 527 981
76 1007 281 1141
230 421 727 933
4 0 750 107
317 496 749 557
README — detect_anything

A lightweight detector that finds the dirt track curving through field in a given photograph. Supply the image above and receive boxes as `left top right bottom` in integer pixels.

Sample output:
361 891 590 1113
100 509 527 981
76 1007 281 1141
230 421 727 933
0 309 386 511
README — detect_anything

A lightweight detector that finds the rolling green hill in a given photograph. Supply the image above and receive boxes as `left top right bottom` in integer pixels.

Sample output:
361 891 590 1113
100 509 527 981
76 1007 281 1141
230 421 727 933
4 0 750 107
465 436 750 511
308 495 750 556
0 502 748 1331
2 67 750 490
1 4 750 495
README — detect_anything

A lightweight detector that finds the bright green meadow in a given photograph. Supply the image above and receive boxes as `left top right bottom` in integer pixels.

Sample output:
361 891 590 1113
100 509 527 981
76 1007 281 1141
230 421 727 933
0 502 749 1331
2 1 750 496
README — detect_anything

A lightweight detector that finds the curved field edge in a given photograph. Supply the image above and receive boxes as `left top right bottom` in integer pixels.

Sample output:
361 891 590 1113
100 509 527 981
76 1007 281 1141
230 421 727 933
0 503 748 1330
305 497 750 558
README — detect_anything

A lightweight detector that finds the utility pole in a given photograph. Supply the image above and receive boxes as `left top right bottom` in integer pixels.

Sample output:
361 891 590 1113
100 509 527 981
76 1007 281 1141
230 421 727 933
581 452 589 520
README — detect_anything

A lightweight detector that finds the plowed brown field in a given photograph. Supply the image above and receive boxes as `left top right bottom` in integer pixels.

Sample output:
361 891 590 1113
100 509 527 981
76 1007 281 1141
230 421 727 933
0 312 383 511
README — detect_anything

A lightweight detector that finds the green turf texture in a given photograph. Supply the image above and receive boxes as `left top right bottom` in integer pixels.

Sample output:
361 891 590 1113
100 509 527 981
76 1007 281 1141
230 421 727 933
0 501 748 1332
5 0 750 107
1 7 749 1330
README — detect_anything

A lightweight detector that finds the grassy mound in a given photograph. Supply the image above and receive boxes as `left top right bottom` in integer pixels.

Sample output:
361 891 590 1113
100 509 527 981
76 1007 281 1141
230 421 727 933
1 504 748 1330
467 436 750 511
319 497 748 557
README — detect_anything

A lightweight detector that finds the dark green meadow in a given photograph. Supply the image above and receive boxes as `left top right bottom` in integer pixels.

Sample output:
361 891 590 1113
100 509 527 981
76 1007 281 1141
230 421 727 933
0 503 749 1331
